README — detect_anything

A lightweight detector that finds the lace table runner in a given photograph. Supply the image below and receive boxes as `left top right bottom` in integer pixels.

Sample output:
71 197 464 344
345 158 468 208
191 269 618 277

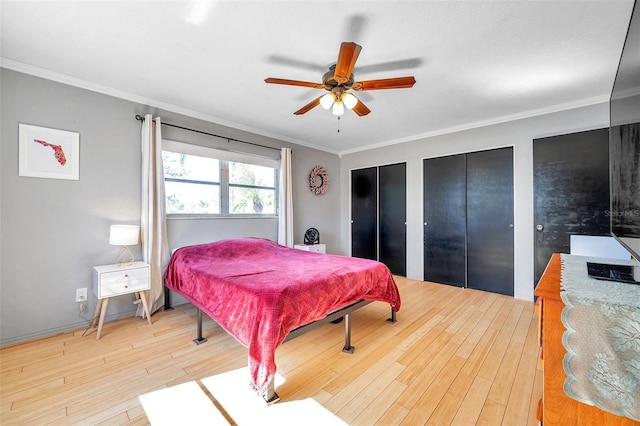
560 254 640 421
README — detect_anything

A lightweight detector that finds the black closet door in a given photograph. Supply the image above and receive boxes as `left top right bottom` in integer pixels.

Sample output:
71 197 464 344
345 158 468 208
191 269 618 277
351 167 377 260
423 154 467 286
379 163 407 276
533 128 609 287
466 147 514 296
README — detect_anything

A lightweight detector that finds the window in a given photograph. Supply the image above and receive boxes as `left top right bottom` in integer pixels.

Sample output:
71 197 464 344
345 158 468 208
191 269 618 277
162 141 278 216
164 152 221 214
228 162 276 214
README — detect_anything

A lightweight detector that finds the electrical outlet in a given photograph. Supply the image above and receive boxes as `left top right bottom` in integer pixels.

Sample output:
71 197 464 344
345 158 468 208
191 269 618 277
75 287 88 302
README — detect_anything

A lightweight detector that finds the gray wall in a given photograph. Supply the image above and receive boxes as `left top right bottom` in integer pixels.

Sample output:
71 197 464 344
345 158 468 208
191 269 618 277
0 69 339 346
339 102 609 301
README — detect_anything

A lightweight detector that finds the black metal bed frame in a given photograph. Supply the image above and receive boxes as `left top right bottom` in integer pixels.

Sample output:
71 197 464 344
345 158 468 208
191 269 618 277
186 298 397 404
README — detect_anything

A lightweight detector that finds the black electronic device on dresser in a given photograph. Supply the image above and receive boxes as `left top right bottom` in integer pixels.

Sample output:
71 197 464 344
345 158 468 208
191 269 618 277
587 262 640 285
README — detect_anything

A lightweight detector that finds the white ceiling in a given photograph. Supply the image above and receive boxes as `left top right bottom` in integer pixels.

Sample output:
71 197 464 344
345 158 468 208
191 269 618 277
1 1 635 155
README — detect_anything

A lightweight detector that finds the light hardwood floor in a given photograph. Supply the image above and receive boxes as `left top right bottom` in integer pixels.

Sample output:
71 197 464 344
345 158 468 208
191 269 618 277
1 277 542 425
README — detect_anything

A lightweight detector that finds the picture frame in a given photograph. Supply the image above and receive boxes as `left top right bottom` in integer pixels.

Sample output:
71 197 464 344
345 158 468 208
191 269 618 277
19 123 79 180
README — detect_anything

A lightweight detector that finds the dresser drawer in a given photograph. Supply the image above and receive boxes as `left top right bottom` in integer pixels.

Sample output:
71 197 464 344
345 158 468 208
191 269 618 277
537 297 545 370
100 268 149 286
99 274 149 297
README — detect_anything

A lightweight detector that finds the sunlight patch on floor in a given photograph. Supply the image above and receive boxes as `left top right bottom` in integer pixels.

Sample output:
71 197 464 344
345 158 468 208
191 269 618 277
201 368 347 425
139 381 229 425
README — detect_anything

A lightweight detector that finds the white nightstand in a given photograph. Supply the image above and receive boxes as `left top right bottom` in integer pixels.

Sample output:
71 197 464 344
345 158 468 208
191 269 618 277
92 261 152 339
294 244 326 254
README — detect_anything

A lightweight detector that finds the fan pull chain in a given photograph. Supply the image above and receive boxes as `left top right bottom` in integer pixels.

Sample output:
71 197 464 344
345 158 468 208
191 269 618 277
337 116 341 133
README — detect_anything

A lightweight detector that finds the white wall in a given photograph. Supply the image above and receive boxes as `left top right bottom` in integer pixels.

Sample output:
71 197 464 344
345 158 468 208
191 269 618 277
339 103 609 301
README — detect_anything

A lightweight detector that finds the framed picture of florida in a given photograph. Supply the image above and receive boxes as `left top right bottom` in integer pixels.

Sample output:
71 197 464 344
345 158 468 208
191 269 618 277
19 124 80 180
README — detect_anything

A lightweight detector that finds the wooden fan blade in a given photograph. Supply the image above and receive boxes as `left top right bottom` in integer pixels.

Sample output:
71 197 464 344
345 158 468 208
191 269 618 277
351 98 371 116
352 76 416 91
293 96 322 115
334 42 362 84
265 78 326 89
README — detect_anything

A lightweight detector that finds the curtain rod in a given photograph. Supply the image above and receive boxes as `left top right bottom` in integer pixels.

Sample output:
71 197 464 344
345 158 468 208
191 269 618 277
134 114 281 152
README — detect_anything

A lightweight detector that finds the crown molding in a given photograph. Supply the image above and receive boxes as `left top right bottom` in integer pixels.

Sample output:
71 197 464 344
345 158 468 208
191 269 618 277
0 58 339 155
2 58 608 158
338 94 609 156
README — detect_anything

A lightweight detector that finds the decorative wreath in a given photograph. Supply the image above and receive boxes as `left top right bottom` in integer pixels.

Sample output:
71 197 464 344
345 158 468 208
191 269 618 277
309 165 329 195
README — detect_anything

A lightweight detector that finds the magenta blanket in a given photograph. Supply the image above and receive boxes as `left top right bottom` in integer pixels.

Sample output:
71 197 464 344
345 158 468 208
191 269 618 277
164 238 401 394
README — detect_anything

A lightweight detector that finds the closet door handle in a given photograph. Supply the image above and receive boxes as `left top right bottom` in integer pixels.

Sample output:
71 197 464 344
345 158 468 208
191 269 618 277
536 224 544 232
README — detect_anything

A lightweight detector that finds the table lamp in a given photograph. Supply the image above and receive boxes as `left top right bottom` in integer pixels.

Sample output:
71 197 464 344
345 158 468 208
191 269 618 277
109 224 139 266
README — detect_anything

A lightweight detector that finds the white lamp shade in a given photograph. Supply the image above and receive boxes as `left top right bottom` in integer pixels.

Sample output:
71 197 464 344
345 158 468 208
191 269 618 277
343 92 358 110
320 93 335 109
109 225 140 246
332 101 344 116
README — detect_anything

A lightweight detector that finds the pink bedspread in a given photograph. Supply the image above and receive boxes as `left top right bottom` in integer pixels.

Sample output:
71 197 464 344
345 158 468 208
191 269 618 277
164 238 401 394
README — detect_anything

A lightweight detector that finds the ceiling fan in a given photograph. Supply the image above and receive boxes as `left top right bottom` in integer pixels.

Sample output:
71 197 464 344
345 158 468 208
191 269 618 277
265 42 416 117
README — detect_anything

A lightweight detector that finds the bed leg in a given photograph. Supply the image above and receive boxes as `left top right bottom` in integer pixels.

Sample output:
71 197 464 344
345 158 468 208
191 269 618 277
387 308 397 323
263 378 280 405
342 313 355 353
163 287 173 311
193 308 208 345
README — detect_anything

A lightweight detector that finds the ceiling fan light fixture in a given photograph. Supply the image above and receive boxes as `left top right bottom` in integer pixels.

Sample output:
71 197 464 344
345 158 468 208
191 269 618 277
320 93 335 109
265 41 415 118
343 92 358 110
332 101 344 116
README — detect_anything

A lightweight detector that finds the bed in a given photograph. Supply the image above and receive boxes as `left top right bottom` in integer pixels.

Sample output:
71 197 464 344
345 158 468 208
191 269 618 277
164 238 401 402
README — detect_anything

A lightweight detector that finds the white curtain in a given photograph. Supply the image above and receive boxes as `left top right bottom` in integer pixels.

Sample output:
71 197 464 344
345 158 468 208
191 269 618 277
141 114 170 314
278 147 294 247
